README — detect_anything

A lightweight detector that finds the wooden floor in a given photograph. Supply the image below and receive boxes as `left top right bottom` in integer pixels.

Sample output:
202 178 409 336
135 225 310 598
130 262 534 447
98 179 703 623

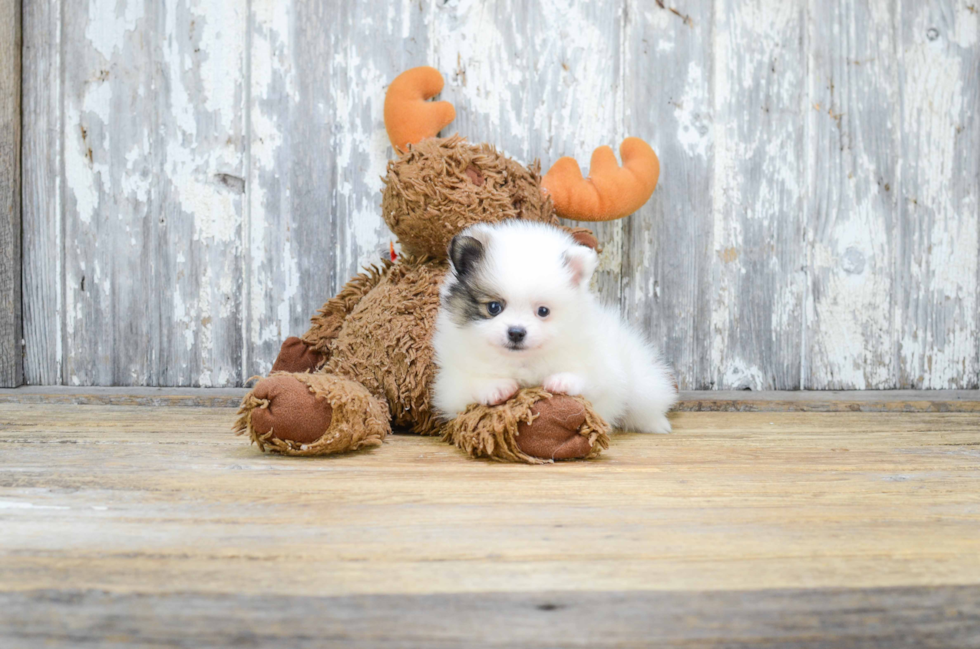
1 398 979 647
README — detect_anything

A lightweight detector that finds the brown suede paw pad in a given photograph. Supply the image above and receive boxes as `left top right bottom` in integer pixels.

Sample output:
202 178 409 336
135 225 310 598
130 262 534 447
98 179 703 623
249 373 333 445
517 397 594 460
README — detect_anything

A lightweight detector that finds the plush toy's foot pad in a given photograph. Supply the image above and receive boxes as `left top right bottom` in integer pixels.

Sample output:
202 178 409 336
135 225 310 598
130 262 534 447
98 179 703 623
234 372 390 457
516 397 594 460
271 337 325 373
443 388 610 464
248 374 333 444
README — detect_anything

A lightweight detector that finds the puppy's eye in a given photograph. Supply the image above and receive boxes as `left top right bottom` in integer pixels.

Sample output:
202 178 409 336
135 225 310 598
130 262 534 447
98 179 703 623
537 306 550 318
487 301 503 317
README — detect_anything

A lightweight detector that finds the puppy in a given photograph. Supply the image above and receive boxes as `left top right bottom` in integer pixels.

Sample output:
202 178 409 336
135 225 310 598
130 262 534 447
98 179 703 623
432 220 677 433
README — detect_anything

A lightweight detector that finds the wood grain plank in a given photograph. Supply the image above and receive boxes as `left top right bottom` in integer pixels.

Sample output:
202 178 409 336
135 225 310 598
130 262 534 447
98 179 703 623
524 0 627 305
21 0 62 386
710 0 807 389
806 0 901 389
430 0 627 304
245 0 430 376
0 0 22 387
60 0 246 386
2 586 978 649
623 1 712 389
895 1 980 389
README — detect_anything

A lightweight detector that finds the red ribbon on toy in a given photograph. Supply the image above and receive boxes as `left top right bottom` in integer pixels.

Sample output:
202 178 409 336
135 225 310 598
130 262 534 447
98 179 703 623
389 241 397 262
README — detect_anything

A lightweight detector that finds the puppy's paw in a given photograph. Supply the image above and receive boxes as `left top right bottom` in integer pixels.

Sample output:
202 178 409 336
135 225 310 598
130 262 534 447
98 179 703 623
543 373 585 396
476 379 520 406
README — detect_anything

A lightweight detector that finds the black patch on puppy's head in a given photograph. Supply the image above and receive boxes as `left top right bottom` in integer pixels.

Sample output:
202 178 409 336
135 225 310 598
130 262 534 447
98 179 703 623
444 233 499 325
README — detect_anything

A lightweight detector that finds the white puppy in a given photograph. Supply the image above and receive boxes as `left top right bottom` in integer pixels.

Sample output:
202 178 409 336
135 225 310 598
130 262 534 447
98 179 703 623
432 220 677 433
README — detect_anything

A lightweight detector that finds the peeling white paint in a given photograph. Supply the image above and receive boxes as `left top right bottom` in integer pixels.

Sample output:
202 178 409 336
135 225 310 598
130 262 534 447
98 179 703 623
65 77 113 225
895 1 979 388
954 1 979 47
198 4 245 126
248 0 294 362
85 0 142 59
721 359 766 391
434 0 527 145
275 237 300 355
709 2 738 384
674 62 710 159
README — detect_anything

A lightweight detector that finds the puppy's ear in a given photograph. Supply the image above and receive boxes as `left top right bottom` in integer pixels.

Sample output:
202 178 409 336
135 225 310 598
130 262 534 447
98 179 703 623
448 234 485 277
563 245 599 288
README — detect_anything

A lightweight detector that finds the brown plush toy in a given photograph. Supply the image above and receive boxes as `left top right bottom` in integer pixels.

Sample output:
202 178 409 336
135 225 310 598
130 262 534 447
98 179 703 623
234 66 660 464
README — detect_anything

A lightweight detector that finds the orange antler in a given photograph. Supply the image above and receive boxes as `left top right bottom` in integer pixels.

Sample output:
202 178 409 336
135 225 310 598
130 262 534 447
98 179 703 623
384 67 456 152
541 138 660 222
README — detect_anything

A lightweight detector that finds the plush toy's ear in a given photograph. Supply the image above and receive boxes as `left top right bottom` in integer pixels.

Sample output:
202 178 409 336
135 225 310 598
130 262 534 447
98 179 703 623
565 227 600 251
385 67 456 152
563 244 599 288
448 234 486 277
542 137 660 222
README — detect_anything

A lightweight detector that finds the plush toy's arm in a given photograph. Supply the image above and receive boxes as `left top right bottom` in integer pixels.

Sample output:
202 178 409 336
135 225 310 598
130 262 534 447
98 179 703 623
301 261 393 355
272 261 393 373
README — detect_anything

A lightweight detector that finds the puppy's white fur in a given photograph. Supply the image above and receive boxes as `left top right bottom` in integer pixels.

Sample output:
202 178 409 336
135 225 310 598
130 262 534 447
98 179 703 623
432 221 677 433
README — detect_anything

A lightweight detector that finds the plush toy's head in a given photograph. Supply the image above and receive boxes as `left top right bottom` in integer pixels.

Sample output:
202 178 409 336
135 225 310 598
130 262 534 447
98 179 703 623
381 136 555 259
380 67 662 259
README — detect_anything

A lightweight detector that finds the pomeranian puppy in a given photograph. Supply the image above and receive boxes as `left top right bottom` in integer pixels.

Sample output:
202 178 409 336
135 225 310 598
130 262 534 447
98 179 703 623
432 220 677 433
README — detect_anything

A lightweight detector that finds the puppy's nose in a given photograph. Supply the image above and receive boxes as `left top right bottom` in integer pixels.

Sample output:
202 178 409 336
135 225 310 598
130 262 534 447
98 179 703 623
507 327 526 343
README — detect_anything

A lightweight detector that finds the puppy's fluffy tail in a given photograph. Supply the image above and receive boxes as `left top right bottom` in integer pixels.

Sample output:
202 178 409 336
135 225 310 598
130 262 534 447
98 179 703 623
621 331 678 434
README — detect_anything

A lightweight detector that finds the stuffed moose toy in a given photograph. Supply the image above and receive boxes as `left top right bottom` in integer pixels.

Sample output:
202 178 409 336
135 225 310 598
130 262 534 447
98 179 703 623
234 66 661 463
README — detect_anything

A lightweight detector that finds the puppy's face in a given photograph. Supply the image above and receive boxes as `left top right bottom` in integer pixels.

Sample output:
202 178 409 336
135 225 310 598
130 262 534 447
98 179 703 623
442 223 598 354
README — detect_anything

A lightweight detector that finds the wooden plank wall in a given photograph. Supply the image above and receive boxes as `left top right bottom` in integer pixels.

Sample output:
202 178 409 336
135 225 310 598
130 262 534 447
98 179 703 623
0 0 22 387
20 0 980 390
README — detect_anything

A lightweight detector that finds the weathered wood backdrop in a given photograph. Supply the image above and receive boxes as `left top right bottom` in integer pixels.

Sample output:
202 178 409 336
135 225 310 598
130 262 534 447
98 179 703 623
1 0 22 387
20 0 980 389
